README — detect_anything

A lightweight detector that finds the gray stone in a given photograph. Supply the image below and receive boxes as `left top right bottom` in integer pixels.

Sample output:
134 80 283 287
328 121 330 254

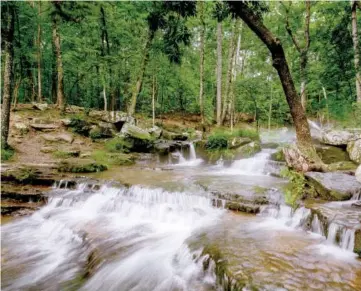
322 130 361 146
30 124 59 131
120 123 153 152
41 133 74 144
148 126 162 139
32 102 48 111
305 171 361 201
40 146 57 153
162 130 188 141
60 118 72 126
13 122 29 134
347 139 361 164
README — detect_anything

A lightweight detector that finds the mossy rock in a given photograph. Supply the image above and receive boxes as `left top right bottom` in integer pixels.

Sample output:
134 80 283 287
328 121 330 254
2 167 37 183
233 141 261 159
58 161 107 173
106 153 136 166
354 229 361 258
327 161 357 171
270 148 285 162
316 145 350 164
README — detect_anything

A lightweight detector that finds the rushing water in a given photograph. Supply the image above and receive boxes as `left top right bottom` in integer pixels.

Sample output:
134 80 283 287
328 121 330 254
2 141 361 290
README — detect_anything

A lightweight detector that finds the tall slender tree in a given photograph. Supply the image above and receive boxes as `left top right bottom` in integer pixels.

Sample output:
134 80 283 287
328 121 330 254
199 1 205 126
351 0 361 102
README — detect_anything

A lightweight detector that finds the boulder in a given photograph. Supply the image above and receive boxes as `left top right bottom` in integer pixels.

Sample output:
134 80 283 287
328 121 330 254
316 145 350 164
305 171 361 201
153 140 187 155
89 125 114 139
283 144 325 172
13 122 29 134
41 133 74 144
60 118 72 126
228 137 252 149
193 130 203 140
162 130 188 141
32 103 48 111
120 123 153 152
30 123 59 131
148 126 162 139
89 110 135 130
270 148 285 162
233 141 261 158
356 165 361 183
347 139 361 164
321 130 361 146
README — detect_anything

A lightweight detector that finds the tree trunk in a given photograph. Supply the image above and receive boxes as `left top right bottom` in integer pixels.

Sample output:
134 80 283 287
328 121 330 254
227 2 324 170
199 1 205 126
300 53 307 109
37 1 42 102
52 15 65 110
1 3 15 145
352 1 361 102
221 20 238 125
216 21 223 126
268 83 273 131
128 29 154 116
103 86 107 112
152 75 156 127
12 78 22 110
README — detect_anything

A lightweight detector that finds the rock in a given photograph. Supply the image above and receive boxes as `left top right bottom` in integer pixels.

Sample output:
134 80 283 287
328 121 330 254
89 125 114 139
162 130 188 141
283 144 325 172
316 145 350 164
321 130 361 146
30 123 59 131
233 141 261 158
193 130 203 140
153 140 187 155
305 171 361 201
347 139 361 164
89 110 136 130
58 160 107 173
60 118 72 126
80 152 91 158
41 133 74 144
68 118 92 136
228 137 252 149
13 122 29 134
327 161 357 171
356 165 361 183
224 201 260 214
120 123 153 152
40 146 57 153
32 102 48 111
148 126 162 139
355 230 361 258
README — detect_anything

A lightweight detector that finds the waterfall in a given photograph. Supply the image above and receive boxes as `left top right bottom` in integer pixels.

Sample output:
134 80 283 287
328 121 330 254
189 142 197 160
311 215 324 236
1 182 223 290
229 149 273 175
172 142 203 167
307 119 322 131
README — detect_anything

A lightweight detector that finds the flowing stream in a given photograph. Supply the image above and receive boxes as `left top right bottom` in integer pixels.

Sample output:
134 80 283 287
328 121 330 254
2 139 361 290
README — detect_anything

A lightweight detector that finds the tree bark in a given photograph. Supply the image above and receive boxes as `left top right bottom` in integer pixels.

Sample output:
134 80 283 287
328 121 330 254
152 75 156 127
37 1 42 102
52 15 65 110
128 29 154 116
216 21 223 126
352 1 361 102
103 86 107 112
227 2 323 168
1 3 15 145
199 1 205 125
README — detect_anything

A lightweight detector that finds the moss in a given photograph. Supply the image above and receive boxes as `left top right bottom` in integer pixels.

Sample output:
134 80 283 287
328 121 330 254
58 161 107 173
68 117 91 136
252 186 268 195
1 143 15 161
105 137 132 153
234 142 261 158
354 229 361 258
3 167 37 183
280 168 307 208
91 150 135 166
270 149 285 162
53 150 79 159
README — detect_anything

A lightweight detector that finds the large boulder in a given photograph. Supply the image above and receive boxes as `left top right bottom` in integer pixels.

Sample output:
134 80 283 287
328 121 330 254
89 122 116 139
162 130 188 141
356 165 361 183
321 130 361 146
283 144 325 172
32 103 48 111
148 126 162 139
89 111 135 130
316 145 350 164
347 139 361 164
233 141 261 158
120 123 153 152
305 171 361 201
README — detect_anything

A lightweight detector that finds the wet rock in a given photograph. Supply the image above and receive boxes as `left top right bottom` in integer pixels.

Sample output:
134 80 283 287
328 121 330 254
1 167 56 186
32 102 48 111
148 126 162 139
41 133 74 144
153 140 187 155
355 229 361 258
321 130 361 146
162 130 188 141
347 139 361 164
228 137 252 149
356 165 361 183
327 161 357 172
225 201 260 214
305 172 361 201
233 141 261 158
30 123 59 131
316 145 350 164
120 123 153 152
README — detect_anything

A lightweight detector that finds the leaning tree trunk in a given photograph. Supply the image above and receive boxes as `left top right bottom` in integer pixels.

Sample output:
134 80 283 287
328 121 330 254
199 1 205 126
52 16 65 110
300 52 308 109
128 29 154 116
352 1 361 102
1 3 15 145
227 2 325 171
216 21 223 126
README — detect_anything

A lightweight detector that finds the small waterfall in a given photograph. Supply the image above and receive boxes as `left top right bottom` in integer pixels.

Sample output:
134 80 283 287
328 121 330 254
327 223 339 244
189 142 197 160
311 215 324 236
229 149 273 175
326 223 356 251
308 119 322 131
172 142 203 167
351 190 361 201
340 229 355 251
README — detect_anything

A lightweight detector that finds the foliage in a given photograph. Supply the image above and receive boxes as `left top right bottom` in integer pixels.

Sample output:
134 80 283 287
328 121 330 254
104 137 132 153
53 150 79 159
91 150 135 166
205 132 228 150
69 117 91 136
280 168 305 208
1 142 15 161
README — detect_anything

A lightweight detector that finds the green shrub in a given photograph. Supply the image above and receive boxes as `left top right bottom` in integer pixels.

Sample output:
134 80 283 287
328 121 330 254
280 168 305 208
105 137 132 153
232 128 260 141
205 133 228 150
1 143 15 161
53 150 79 159
89 128 103 140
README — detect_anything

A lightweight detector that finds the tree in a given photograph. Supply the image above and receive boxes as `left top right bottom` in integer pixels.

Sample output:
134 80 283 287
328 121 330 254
351 0 361 102
282 1 311 109
199 1 205 125
37 1 42 102
227 1 323 169
1 2 16 145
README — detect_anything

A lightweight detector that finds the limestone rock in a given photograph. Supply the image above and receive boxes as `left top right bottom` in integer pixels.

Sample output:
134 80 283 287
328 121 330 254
60 118 72 126
41 133 74 144
233 141 261 158
32 103 48 111
162 130 188 141
283 144 324 172
13 122 29 134
148 126 162 139
305 171 361 201
30 123 59 131
228 137 252 149
40 146 57 153
120 123 153 152
321 130 361 146
347 139 361 164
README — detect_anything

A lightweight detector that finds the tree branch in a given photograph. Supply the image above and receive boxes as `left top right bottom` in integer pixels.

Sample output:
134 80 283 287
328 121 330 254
282 2 301 53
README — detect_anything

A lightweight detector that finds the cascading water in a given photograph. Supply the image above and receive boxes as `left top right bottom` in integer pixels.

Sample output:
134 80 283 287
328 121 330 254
1 182 223 291
172 142 203 167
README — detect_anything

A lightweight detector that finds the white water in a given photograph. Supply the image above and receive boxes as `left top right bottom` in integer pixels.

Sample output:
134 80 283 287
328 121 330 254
172 143 203 167
1 183 223 291
308 119 322 131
